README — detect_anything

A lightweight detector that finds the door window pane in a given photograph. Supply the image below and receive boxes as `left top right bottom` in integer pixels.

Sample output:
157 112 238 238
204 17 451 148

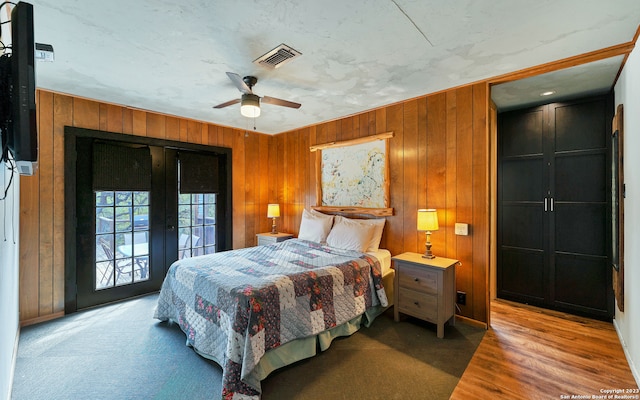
178 192 216 259
95 190 150 290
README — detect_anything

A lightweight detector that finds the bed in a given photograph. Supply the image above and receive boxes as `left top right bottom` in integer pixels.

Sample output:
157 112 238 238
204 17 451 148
154 210 394 399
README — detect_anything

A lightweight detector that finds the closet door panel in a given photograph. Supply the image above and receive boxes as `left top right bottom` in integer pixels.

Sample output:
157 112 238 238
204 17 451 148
555 254 608 313
502 159 544 202
500 108 544 156
500 249 545 301
555 204 607 257
554 100 608 152
555 153 606 202
501 204 544 249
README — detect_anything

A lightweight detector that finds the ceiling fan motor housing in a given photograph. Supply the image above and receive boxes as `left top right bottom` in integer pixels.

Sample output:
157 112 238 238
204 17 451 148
243 76 258 89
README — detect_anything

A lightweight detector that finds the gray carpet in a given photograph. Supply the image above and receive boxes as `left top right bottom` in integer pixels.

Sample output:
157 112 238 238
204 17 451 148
12 293 484 399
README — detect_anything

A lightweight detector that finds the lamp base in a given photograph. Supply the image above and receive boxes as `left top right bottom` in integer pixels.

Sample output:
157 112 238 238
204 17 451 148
423 235 435 259
271 217 278 234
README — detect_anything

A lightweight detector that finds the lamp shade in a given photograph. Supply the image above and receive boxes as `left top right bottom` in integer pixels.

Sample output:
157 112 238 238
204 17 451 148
267 204 280 218
241 93 261 118
417 209 438 231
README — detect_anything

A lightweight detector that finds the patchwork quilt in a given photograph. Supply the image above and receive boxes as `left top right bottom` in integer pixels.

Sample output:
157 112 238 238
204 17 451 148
154 239 388 399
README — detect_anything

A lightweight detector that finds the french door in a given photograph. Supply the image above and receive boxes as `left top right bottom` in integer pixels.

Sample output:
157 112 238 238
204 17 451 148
65 129 231 312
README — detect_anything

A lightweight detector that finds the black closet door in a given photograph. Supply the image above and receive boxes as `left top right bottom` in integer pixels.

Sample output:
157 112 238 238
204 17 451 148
551 99 611 316
498 105 548 304
498 95 613 320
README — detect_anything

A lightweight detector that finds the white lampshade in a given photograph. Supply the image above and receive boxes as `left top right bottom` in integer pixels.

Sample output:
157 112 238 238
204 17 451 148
267 204 280 218
417 209 439 232
240 94 261 118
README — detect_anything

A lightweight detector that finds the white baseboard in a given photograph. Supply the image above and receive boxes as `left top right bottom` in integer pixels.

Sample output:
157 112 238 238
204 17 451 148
613 319 640 387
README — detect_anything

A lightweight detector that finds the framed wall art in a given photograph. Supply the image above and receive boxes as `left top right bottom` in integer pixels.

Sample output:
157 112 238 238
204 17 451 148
310 132 393 217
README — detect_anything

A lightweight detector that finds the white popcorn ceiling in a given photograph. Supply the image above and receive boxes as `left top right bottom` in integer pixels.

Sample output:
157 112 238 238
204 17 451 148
24 0 640 134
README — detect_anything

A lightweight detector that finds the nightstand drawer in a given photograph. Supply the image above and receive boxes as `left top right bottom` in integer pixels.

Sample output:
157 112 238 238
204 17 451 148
397 288 437 320
398 265 438 295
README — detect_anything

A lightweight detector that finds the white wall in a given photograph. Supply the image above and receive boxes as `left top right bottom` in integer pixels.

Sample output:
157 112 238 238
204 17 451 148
614 43 640 386
0 155 20 400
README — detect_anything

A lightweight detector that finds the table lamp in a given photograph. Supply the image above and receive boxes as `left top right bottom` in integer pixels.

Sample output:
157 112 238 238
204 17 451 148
267 204 280 234
417 208 439 259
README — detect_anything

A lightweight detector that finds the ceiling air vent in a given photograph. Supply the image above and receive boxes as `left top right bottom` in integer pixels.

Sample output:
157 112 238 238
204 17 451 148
253 44 302 69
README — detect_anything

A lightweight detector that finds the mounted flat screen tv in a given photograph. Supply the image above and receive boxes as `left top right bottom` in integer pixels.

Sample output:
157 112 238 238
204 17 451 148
0 1 38 176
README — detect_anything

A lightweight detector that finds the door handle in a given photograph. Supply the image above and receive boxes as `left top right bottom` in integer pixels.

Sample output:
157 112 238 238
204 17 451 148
550 197 554 212
544 198 548 212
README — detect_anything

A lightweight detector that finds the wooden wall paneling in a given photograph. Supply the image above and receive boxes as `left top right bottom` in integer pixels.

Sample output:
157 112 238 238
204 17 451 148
122 108 132 134
471 82 489 321
274 134 285 232
165 116 180 142
232 129 246 249
259 134 271 235
454 86 474 318
53 93 72 311
298 127 311 229
22 84 492 324
106 104 124 134
72 98 100 129
284 131 296 233
306 126 317 211
386 104 404 255
131 109 146 136
207 124 218 146
200 123 209 146
19 176 40 320
359 112 370 138
326 120 337 144
244 133 257 245
37 91 54 315
417 98 428 255
445 90 458 260
426 93 447 257
186 120 200 144
99 104 108 131
178 119 188 143
402 100 419 254
146 113 166 139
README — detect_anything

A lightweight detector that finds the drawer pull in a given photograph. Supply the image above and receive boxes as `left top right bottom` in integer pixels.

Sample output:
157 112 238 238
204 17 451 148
414 301 419 306
414 278 419 282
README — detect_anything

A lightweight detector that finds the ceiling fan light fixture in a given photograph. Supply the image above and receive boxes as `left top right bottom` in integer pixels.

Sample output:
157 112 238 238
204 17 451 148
241 93 261 118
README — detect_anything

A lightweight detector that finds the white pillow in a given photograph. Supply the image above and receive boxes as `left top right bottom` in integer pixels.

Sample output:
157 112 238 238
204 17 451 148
298 209 334 243
326 216 376 252
333 216 385 252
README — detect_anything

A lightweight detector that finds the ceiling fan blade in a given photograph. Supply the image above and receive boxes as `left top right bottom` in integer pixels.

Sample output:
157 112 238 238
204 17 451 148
226 72 252 94
213 98 240 109
262 96 301 109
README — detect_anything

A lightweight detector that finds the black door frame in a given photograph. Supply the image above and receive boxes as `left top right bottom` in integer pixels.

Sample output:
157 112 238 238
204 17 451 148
64 126 232 313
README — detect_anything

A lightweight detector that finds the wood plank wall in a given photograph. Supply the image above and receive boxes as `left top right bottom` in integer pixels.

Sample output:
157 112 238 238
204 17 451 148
19 90 275 324
272 82 490 322
20 82 490 325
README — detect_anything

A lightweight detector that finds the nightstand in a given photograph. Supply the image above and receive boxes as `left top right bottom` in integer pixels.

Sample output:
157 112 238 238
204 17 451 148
256 232 294 246
392 252 458 338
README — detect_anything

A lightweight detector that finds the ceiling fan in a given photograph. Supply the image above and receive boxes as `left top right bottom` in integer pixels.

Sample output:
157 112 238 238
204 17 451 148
213 72 301 118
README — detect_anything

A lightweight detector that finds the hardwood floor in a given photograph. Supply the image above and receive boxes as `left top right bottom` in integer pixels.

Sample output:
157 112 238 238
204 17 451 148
451 300 638 399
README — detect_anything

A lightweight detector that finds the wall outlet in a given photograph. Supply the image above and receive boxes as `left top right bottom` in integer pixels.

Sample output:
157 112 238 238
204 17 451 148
456 291 466 305
455 223 469 236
